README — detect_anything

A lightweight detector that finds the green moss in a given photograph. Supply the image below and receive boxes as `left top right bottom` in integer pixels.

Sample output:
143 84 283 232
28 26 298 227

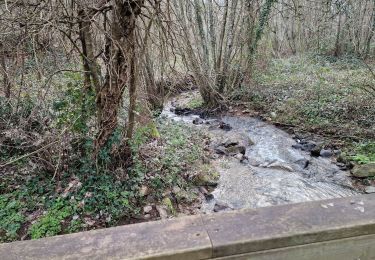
186 96 204 109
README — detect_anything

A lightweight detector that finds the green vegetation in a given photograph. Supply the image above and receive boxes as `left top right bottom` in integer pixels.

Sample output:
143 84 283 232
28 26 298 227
349 142 375 164
237 54 375 141
0 74 211 242
186 95 204 109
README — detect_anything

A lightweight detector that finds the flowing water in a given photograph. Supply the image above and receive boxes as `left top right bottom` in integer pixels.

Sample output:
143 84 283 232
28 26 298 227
161 97 360 213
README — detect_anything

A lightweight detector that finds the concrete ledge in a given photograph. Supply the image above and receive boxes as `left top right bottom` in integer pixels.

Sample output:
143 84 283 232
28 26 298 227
1 195 375 260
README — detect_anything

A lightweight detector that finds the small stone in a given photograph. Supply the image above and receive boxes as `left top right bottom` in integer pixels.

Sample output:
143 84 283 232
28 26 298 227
144 214 151 220
334 150 342 156
292 144 303 150
139 185 150 197
72 215 79 220
320 149 333 158
143 205 153 214
219 122 232 131
295 159 309 169
336 162 347 170
193 118 204 125
234 153 243 160
223 139 239 148
214 201 232 212
270 112 277 118
226 145 246 155
199 187 213 200
215 146 228 155
365 186 375 194
301 141 317 152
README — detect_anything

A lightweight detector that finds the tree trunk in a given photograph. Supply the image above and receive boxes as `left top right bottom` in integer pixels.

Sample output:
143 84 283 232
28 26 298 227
78 9 101 92
0 43 10 99
95 0 144 155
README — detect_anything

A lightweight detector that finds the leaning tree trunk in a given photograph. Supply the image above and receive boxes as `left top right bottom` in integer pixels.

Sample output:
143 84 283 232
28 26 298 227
95 0 144 155
0 42 11 99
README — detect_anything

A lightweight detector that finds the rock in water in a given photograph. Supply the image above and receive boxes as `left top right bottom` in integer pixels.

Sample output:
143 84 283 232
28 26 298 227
365 186 375 194
320 149 333 158
214 201 232 212
215 146 228 155
193 118 204 125
352 163 375 178
219 122 232 131
226 145 246 155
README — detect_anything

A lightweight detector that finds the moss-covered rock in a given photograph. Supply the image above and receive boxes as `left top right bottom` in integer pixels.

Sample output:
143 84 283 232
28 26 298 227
352 163 375 178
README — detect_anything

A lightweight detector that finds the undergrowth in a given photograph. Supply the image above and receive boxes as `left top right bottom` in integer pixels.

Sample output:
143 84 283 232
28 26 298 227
236 53 374 142
0 72 210 243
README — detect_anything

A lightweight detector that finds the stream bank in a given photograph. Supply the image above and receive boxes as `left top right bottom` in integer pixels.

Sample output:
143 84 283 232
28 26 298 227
161 92 360 213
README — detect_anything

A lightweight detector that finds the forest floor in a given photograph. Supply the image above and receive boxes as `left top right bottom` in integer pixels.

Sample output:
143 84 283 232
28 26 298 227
1 54 374 243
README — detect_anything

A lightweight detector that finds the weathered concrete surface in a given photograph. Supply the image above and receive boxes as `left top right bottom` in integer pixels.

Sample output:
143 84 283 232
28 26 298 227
1 195 375 260
204 195 375 258
213 234 375 260
0 215 212 260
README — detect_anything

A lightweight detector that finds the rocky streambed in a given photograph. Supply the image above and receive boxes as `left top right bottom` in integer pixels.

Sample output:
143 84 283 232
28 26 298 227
161 94 360 213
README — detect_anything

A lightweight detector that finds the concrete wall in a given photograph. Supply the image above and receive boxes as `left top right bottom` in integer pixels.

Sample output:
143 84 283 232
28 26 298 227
1 194 375 260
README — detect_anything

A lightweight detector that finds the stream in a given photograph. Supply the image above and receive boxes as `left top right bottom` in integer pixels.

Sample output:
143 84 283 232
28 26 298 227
161 94 360 213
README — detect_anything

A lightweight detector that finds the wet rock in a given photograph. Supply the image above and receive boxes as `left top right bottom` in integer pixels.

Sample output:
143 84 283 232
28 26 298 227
219 122 232 131
352 163 375 178
240 155 249 164
266 161 294 172
365 186 375 194
205 119 220 125
174 107 193 116
215 146 228 155
234 153 243 161
336 162 348 171
193 118 204 125
301 141 317 152
143 205 153 214
221 134 254 148
334 150 342 156
223 139 240 147
292 144 303 150
320 149 333 158
213 201 232 212
295 159 310 169
310 147 322 157
199 187 214 200
226 145 246 156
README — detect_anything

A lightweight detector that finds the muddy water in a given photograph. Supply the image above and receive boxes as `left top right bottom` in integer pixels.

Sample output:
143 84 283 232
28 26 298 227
161 99 360 213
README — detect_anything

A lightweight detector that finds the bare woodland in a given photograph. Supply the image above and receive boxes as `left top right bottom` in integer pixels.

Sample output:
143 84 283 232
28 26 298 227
0 0 375 242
